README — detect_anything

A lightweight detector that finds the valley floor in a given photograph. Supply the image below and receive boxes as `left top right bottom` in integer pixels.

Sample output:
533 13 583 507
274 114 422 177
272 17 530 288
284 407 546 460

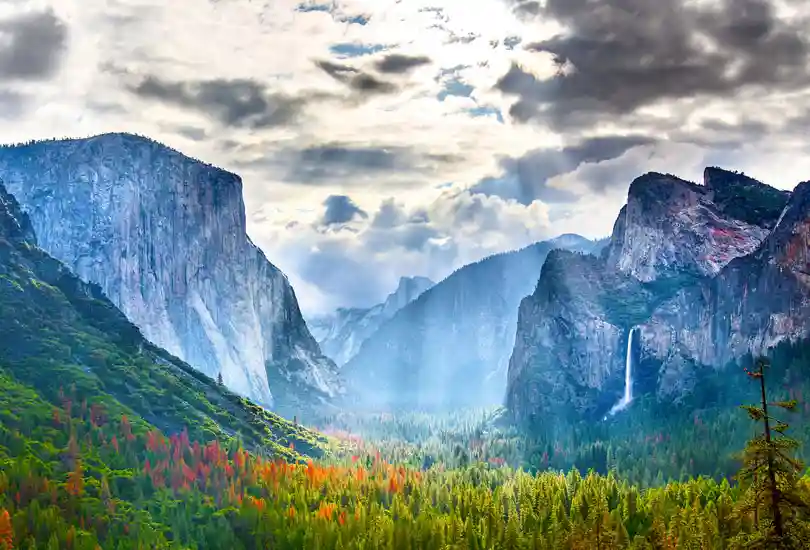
3 391 810 549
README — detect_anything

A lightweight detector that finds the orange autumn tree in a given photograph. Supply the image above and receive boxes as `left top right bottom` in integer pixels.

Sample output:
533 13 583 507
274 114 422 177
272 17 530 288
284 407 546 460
0 509 12 550
66 460 84 497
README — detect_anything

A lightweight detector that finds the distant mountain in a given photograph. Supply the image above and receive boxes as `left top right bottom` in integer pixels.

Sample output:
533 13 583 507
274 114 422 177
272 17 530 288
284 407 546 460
506 167 803 430
0 178 328 459
309 276 434 366
0 133 340 418
342 234 606 411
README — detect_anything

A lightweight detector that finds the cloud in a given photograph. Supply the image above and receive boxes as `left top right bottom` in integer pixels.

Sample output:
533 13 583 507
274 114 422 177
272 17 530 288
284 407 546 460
232 141 465 188
173 126 208 142
512 1 541 16
294 1 369 24
374 53 431 74
0 9 68 80
9 0 810 316
0 90 24 119
321 194 368 226
470 135 655 204
315 59 396 94
498 0 810 128
128 75 308 129
254 189 558 315
279 144 411 185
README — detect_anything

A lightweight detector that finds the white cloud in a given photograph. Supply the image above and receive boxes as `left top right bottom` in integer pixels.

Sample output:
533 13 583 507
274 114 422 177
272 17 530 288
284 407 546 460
2 0 809 315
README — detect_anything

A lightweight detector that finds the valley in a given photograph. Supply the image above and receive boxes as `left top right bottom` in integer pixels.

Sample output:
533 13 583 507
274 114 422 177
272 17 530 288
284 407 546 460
1 135 810 548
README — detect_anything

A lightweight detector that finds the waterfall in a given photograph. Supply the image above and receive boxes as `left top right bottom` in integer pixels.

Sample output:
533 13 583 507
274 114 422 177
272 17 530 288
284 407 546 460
608 327 637 416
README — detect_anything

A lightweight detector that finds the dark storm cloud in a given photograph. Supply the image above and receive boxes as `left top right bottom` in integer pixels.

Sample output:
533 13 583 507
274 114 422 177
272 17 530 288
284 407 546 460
0 9 68 80
285 144 411 183
129 76 307 129
315 60 396 94
303 144 403 169
243 142 460 185
321 195 368 226
512 1 541 16
470 135 655 204
374 54 431 74
174 126 208 141
498 0 810 128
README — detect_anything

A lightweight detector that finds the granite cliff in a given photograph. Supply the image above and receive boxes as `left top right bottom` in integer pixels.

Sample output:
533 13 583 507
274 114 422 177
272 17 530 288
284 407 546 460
343 234 606 411
0 178 330 458
507 167 798 428
309 276 434 366
0 133 341 417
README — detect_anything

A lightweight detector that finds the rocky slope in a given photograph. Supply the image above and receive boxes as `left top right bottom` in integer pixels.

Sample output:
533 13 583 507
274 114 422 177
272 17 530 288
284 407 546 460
0 134 340 417
309 276 434 366
506 167 798 429
0 178 329 459
342 234 606 411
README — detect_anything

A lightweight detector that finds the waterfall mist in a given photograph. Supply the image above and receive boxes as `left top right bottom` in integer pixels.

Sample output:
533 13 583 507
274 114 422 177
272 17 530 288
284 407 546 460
609 327 637 416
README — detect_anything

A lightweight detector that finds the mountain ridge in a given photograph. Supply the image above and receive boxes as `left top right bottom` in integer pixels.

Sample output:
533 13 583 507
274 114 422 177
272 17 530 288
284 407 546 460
506 166 802 429
309 275 435 366
341 233 606 411
0 133 340 418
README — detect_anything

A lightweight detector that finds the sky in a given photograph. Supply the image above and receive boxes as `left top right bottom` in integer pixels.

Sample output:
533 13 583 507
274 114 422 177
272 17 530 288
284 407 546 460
1 0 810 316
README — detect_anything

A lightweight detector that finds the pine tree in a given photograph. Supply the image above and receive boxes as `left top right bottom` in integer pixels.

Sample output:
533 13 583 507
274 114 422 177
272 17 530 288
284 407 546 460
217 372 224 385
735 356 810 549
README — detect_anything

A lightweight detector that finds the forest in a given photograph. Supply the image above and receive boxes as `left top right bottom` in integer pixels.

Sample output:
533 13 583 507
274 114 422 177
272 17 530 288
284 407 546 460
1 353 810 549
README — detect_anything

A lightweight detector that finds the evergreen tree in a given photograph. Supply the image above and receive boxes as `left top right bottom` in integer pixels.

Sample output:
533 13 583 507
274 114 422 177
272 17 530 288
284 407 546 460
217 372 224 386
735 356 810 549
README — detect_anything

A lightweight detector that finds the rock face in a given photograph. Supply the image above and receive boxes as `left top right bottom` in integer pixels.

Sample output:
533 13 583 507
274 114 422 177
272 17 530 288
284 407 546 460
0 133 340 416
507 168 798 428
343 234 605 410
309 276 434 366
0 178 330 458
0 180 36 246
605 171 774 281
643 179 810 400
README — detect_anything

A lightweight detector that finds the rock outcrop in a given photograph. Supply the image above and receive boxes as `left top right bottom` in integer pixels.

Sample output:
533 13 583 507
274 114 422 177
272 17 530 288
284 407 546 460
343 234 605 411
0 133 341 416
507 168 797 428
309 276 434 366
605 171 775 281
643 179 810 400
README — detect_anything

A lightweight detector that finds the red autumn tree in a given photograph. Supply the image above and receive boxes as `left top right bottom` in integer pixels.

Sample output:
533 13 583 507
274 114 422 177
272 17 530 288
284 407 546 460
0 509 12 550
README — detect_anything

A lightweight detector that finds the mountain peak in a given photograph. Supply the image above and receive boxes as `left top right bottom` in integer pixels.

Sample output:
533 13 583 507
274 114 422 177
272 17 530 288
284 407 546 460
702 166 790 229
548 233 592 250
382 276 435 316
608 168 775 282
2 133 241 191
626 172 702 204
309 275 434 367
703 166 766 190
